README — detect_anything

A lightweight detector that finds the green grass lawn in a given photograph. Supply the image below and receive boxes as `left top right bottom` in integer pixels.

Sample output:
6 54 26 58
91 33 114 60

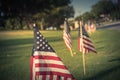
0 29 120 80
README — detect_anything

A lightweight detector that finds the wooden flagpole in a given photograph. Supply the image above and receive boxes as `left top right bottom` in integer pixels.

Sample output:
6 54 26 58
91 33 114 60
70 49 73 57
82 50 86 75
80 21 86 75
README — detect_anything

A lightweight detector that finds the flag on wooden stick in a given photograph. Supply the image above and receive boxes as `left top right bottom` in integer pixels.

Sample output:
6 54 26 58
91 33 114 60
30 24 75 80
78 23 97 75
78 25 97 54
63 18 73 56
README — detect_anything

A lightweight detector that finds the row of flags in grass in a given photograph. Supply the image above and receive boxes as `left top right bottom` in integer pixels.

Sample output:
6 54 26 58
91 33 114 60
63 19 97 54
30 19 96 80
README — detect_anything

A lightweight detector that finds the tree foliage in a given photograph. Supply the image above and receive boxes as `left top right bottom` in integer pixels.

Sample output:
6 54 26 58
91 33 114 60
91 0 114 18
82 12 95 22
0 0 74 30
75 0 120 22
1 0 71 17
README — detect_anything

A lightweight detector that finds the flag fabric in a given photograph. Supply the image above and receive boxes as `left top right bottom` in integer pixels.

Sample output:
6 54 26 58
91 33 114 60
30 25 75 80
78 26 97 54
63 19 72 51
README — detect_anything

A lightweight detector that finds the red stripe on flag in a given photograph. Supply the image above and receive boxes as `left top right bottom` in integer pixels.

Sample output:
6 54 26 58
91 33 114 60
50 75 53 80
30 56 33 80
36 71 74 78
83 41 95 48
64 76 67 80
57 76 60 80
84 46 97 53
42 75 46 80
34 55 61 61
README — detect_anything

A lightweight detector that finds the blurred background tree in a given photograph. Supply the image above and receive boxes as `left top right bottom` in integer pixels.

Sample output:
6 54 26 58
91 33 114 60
75 0 120 23
0 0 74 30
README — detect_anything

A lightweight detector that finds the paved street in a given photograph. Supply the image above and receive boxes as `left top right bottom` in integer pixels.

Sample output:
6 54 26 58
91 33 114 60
97 22 120 30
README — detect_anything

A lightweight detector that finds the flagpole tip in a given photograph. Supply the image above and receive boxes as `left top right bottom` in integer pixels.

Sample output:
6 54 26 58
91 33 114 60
33 23 36 27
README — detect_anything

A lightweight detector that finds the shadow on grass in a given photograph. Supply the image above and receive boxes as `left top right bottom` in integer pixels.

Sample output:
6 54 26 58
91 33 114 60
0 37 64 56
108 58 120 62
0 54 30 59
0 36 64 47
0 38 33 47
0 36 77 49
85 65 120 80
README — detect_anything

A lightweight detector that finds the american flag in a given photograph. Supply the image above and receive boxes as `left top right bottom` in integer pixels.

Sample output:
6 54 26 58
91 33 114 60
63 19 72 51
30 25 75 80
78 25 97 54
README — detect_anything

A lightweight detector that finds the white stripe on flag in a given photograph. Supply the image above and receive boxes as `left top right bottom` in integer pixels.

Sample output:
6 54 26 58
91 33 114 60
38 75 42 80
83 36 91 41
34 51 57 57
46 75 50 80
53 75 57 80
67 78 72 80
61 76 64 80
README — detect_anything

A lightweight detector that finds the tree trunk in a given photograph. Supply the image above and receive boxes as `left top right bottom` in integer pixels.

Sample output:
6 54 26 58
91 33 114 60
19 17 23 30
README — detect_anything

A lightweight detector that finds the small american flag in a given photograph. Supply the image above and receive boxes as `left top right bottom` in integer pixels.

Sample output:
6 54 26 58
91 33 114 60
30 25 75 80
78 26 97 54
63 19 72 51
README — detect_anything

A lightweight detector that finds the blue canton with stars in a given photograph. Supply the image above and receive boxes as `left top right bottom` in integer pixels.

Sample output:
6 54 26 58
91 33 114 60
32 26 55 55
